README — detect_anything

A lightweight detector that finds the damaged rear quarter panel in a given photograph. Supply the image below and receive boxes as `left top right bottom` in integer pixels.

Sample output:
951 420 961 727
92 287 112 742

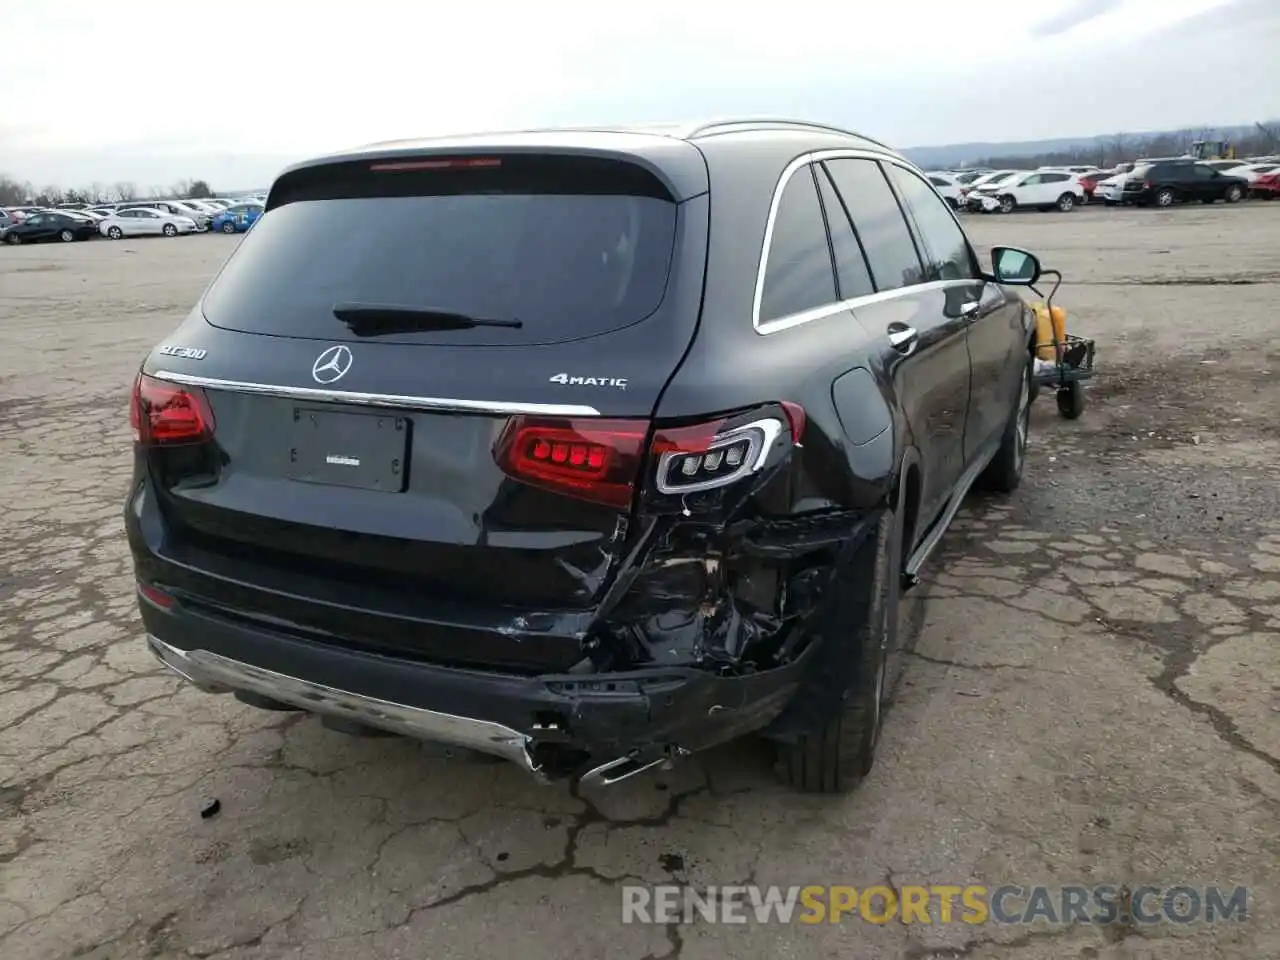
591 437 887 683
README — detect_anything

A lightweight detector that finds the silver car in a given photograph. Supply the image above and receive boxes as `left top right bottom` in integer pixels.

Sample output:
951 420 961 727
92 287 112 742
99 208 198 239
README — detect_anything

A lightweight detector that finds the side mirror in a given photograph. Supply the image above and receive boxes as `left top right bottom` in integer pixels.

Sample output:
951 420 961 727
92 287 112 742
990 246 1041 286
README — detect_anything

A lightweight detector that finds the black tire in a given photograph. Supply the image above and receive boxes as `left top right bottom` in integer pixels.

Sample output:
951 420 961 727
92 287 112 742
162 223 178 237
220 220 236 233
1057 381 1085 420
59 229 75 243
998 194 1016 214
1155 188 1176 207
1225 185 1243 203
979 355 1032 494
1056 192 1076 212
4 232 21 245
107 226 123 240
777 507 901 793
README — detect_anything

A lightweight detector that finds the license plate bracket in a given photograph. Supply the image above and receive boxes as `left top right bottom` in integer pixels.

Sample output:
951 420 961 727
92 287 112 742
287 407 409 492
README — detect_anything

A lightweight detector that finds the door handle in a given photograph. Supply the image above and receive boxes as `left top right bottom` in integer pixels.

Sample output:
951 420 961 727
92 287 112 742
887 324 918 352
958 300 981 318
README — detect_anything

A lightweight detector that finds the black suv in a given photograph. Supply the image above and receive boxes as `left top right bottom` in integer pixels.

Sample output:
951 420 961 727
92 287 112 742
1119 161 1248 207
127 119 1045 792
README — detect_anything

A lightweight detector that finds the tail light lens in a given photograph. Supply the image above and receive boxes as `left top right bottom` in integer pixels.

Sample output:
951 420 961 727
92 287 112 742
652 410 797 494
495 404 804 507
494 417 648 509
130 373 215 445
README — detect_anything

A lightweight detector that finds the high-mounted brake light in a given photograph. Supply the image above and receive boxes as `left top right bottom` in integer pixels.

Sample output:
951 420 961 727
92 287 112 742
130 373 215 445
494 417 647 509
368 157 503 172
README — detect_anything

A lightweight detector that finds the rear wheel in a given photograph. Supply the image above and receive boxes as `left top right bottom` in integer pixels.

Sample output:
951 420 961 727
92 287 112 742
1155 188 1176 207
778 507 902 793
162 223 178 237
4 232 20 245
1225 185 1243 203
1056 192 1076 212
107 225 123 240
59 229 75 242
979 354 1032 494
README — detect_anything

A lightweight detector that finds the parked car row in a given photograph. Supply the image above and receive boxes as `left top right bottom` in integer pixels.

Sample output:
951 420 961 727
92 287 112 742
924 156 1280 214
1 196 266 244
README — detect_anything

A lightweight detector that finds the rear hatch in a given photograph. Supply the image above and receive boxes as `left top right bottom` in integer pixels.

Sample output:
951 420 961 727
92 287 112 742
139 148 710 662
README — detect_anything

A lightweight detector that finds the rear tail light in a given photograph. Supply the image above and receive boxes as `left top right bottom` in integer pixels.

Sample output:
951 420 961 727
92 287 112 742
494 417 648 509
652 410 796 494
130 373 215 445
494 404 804 507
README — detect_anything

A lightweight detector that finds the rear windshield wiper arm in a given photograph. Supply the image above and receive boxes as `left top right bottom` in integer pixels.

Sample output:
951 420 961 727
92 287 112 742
333 302 523 334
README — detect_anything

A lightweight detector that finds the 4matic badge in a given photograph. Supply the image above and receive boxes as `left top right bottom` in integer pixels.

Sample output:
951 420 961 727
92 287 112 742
548 373 628 390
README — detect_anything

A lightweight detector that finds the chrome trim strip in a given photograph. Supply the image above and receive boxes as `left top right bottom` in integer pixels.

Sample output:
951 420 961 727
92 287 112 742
152 371 602 417
751 148 978 336
146 635 549 781
904 441 997 579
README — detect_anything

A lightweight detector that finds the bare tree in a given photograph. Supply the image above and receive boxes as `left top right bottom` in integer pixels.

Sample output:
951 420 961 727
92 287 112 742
87 181 106 203
113 181 138 201
0 175 25 206
35 184 65 206
170 178 193 199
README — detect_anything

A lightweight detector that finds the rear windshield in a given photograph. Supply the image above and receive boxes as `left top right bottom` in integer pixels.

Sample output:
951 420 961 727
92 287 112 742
202 155 679 346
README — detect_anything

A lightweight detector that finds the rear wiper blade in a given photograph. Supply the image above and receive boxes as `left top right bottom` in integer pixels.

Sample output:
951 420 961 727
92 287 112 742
333 302 522 334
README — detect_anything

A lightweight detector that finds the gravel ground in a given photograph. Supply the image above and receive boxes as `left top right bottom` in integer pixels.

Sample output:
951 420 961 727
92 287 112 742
1 203 1278 960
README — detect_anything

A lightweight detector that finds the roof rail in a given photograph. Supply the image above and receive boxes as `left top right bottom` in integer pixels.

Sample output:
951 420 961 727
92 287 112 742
684 117 893 149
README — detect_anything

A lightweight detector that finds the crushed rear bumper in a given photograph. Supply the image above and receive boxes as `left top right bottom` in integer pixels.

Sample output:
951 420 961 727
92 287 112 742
141 595 814 787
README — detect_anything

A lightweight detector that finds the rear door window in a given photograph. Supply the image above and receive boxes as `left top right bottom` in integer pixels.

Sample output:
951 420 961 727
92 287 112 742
822 159 924 291
883 164 976 282
813 166 875 300
758 163 838 323
202 155 680 346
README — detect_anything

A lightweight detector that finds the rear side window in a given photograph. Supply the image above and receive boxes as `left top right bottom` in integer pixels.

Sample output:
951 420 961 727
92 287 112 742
814 166 875 300
758 164 838 323
202 155 680 346
823 159 924 292
883 164 975 283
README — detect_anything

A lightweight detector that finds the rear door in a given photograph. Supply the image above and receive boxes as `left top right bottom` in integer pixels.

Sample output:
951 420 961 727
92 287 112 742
822 157 973 528
142 151 707 622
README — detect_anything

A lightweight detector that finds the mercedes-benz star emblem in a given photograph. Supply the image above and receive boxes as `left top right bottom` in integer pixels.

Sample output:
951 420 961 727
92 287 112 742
311 345 353 385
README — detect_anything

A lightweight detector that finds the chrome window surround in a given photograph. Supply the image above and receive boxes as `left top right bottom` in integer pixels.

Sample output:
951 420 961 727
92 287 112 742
752 148 979 336
153 370 602 417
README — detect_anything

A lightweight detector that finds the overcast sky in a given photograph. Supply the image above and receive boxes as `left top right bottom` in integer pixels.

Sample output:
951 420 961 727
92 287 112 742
3 0 1278 189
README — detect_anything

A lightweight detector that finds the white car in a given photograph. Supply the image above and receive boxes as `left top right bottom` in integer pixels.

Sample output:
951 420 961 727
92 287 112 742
968 169 1084 213
99 208 198 239
1231 162 1280 182
924 172 963 209
963 170 1028 210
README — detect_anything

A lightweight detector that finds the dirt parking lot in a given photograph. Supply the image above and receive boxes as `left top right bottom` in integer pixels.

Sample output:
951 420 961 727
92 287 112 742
2 203 1278 960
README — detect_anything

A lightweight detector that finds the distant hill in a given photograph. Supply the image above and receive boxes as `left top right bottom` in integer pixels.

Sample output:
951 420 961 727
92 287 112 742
901 123 1274 169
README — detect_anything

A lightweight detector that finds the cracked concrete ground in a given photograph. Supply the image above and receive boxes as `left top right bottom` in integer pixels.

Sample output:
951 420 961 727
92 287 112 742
2 203 1278 959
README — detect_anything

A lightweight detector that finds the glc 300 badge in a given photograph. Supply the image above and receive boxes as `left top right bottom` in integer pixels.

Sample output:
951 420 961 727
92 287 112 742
156 345 207 360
